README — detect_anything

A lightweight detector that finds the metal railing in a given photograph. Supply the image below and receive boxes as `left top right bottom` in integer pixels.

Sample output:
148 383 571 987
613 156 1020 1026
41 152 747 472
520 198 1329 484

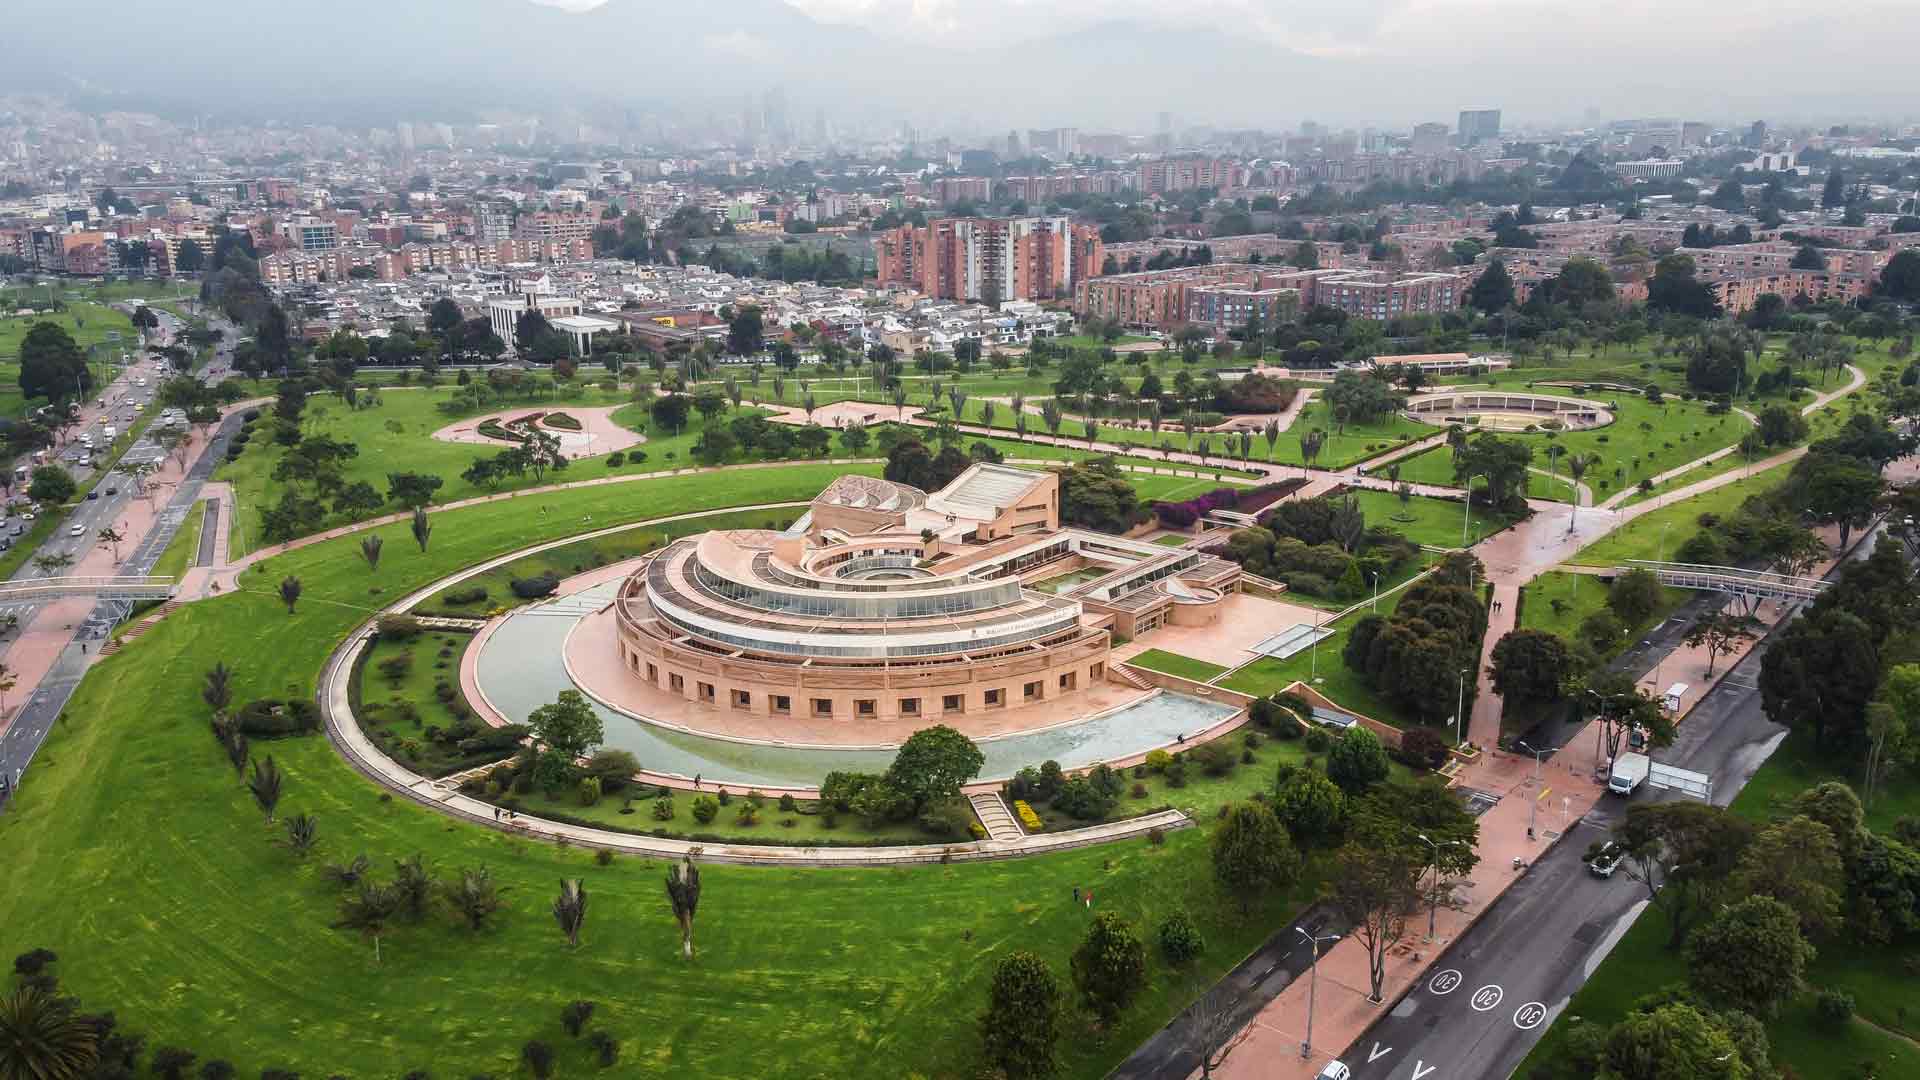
1623 559 1828 603
0 575 174 603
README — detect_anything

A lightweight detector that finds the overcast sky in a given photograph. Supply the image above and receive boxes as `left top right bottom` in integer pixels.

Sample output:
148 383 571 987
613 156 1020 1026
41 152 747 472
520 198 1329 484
519 0 1919 126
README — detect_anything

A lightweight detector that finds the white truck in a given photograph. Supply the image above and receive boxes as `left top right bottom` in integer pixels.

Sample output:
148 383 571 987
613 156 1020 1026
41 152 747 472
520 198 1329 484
1608 752 1651 796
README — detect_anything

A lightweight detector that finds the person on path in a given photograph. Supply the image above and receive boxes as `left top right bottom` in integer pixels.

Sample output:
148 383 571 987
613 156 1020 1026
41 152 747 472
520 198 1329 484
693 773 702 790
1073 886 1081 905
1085 889 1093 909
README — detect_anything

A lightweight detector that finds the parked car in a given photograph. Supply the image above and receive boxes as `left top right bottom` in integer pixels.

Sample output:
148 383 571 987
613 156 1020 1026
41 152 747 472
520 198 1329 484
68 523 85 537
1316 1062 1352 1080
1588 840 1626 878
86 490 99 500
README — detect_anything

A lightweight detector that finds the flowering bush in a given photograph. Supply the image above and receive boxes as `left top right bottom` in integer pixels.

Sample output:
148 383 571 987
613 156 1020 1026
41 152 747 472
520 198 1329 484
1013 799 1043 833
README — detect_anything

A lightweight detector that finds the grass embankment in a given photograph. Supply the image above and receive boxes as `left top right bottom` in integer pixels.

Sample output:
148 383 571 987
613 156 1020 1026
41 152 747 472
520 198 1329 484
1517 571 1688 646
1387 395 1749 506
0 463 1318 1078
1568 458 1797 567
1221 587 1408 727
413 506 804 617
150 499 208 580
1125 649 1228 683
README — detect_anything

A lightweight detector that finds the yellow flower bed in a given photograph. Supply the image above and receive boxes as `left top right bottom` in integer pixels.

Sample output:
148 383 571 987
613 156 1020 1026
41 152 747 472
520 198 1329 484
1013 799 1043 833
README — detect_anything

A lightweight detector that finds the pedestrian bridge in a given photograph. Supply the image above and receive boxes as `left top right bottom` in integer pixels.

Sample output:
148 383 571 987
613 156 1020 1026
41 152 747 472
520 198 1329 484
1622 560 1827 604
0 575 175 603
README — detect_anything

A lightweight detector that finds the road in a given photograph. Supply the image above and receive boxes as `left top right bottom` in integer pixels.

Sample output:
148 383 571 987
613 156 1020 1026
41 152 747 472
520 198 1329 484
1337 536 1883 1080
1111 906 1349 1080
0 306 240 806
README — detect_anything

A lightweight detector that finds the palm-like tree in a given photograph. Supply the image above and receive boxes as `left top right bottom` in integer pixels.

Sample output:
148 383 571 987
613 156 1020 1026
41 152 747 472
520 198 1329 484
1566 453 1595 532
410 506 432 553
247 755 283 823
665 855 702 959
282 813 318 857
0 985 100 1079
442 866 508 932
278 576 301 615
1085 419 1101 449
359 535 382 574
980 400 998 431
95 525 126 563
1263 418 1280 461
325 854 371 888
199 663 234 711
1041 400 1064 439
891 384 908 422
335 881 403 963
553 878 589 948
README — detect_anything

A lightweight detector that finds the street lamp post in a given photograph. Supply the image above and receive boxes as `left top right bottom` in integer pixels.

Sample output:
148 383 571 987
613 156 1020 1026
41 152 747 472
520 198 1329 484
1455 666 1471 747
1370 570 1381 613
1461 473 1488 547
1516 739 1557 840
1416 832 1465 943
1296 927 1342 1060
1310 607 1326 683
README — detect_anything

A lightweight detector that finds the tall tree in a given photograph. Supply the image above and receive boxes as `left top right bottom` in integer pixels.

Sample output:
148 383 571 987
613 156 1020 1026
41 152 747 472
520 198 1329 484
1685 896 1815 1017
884 725 984 812
1210 801 1302 912
1070 912 1148 1024
552 878 589 948
410 506 432 553
1466 258 1514 313
1615 801 1753 948
664 855 702 960
334 880 403 963
0 984 101 1079
278 575 301 615
359 534 383 574
978 951 1062 1080
247 756 284 823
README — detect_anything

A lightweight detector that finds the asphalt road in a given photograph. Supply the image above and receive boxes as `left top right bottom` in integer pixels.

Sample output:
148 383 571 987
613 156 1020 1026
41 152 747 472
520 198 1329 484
1338 539 1885 1080
0 308 241 807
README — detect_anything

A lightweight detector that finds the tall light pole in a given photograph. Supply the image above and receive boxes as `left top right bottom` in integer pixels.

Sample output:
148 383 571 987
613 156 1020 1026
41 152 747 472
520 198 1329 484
1296 927 1342 1060
1310 606 1326 683
1370 570 1381 613
1455 666 1471 747
1461 473 1488 547
1516 739 1557 840
1416 832 1466 942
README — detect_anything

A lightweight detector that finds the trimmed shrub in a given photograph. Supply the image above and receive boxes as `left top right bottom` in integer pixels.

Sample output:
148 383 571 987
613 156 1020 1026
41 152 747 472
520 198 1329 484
690 795 719 824
442 586 489 606
509 572 562 599
1157 911 1206 964
234 698 320 737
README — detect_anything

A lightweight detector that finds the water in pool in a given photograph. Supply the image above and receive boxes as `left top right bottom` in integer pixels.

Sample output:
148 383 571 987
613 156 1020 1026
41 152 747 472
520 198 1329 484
469 582 1236 788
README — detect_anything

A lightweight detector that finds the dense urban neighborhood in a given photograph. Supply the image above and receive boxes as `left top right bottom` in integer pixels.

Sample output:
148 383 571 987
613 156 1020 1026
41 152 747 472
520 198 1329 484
3 9 1920 1080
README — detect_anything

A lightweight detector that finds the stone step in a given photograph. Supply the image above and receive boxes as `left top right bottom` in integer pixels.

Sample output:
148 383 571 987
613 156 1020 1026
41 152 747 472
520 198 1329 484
968 792 1023 841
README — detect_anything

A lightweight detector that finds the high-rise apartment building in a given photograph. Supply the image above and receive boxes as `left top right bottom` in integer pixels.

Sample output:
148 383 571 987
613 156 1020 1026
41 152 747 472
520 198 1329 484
1458 109 1502 147
872 217 1104 304
1136 157 1246 195
1410 123 1452 156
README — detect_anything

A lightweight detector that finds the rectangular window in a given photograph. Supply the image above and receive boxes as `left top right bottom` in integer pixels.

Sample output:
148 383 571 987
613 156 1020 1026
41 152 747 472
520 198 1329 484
812 698 833 717
1059 672 1077 691
771 695 791 714
732 689 751 709
668 673 685 693
985 688 1005 708
856 699 877 717
899 697 920 716
697 682 716 703
1023 680 1043 701
646 663 658 684
943 694 964 713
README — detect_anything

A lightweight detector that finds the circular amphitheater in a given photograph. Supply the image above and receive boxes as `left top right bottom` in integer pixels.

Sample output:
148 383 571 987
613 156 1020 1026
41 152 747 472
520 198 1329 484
1402 390 1612 432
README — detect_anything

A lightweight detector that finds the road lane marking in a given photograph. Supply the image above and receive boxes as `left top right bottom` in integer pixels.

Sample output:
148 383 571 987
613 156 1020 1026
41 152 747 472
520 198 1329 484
1412 1062 1437 1080
1469 984 1504 1012
1367 1042 1392 1063
1427 968 1462 995
1514 1002 1547 1029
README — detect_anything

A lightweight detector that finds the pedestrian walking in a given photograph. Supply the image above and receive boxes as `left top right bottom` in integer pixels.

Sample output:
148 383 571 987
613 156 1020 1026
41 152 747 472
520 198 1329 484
1073 885 1081 905
693 772 702 790
1085 889 1093 909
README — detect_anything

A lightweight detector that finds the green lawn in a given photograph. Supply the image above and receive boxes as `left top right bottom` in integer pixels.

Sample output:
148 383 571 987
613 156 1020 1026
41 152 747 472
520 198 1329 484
1220 589 1411 728
1343 488 1514 549
354 630 500 777
1382 394 1749 506
1568 458 1797 566
218 387 836 557
0 462 1320 1079
0 301 141 417
151 499 208 581
1517 571 1688 649
414 506 804 617
1125 649 1228 683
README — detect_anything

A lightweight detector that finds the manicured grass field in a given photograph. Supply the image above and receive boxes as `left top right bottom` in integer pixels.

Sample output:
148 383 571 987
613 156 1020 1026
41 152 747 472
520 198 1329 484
1342 488 1513 549
1382 395 1749 505
1221 588 1412 728
150 499 208 581
1125 648 1228 683
1567 458 1797 567
0 463 1319 1079
1517 571 1689 657
415 505 804 616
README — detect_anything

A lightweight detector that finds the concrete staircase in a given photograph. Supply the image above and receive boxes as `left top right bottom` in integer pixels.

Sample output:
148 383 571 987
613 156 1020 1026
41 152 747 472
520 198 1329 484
1111 663 1154 691
98 600 182 656
969 792 1024 841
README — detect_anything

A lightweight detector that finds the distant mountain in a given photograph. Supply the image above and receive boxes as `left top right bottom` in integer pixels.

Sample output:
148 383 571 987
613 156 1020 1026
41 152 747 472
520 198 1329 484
0 0 1348 127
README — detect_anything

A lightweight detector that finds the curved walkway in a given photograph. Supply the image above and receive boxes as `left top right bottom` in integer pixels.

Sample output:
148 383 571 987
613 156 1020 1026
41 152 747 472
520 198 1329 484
429 405 646 460
320 595 1192 866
